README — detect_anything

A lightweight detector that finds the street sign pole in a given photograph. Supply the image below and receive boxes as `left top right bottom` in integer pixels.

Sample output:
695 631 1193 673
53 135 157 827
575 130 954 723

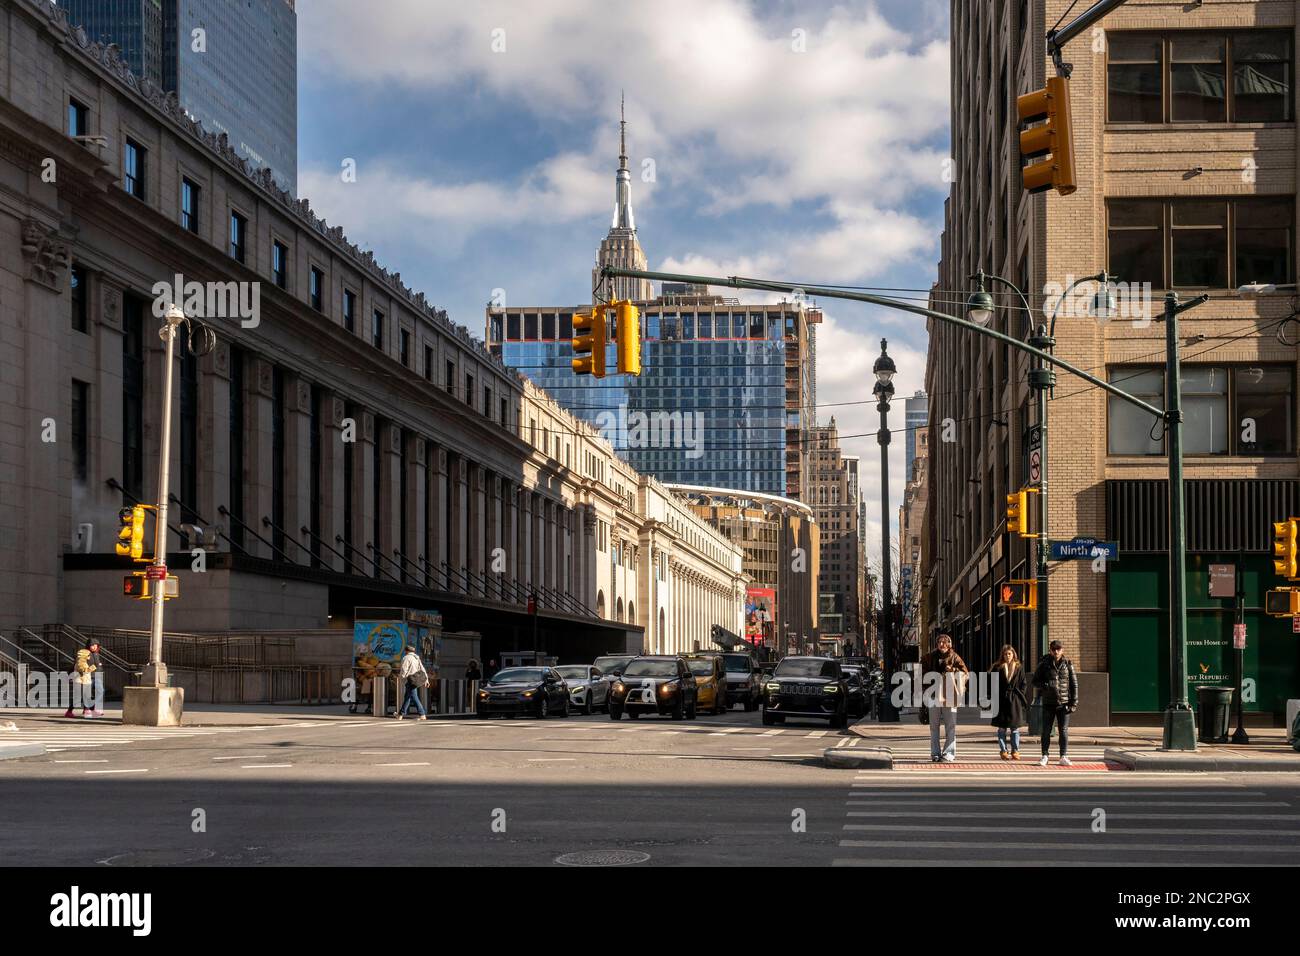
1232 555 1250 744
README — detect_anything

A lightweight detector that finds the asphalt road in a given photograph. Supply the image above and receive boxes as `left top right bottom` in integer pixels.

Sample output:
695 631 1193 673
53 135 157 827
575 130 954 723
2 708 1298 867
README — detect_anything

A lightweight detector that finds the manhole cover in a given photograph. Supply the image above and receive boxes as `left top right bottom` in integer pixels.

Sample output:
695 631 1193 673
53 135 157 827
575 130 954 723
96 848 216 867
554 849 650 867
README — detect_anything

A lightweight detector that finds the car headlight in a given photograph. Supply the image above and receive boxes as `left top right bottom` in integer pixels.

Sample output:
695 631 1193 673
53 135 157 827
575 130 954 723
823 685 840 693
477 690 489 699
658 681 677 695
522 690 535 698
765 682 780 692
614 682 625 694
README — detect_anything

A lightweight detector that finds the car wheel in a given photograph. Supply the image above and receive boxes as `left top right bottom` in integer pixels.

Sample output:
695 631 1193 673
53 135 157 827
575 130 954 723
627 710 639 719
761 708 775 726
609 706 622 721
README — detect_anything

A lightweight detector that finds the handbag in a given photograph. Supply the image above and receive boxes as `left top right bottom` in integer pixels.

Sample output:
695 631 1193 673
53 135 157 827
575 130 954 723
411 668 429 689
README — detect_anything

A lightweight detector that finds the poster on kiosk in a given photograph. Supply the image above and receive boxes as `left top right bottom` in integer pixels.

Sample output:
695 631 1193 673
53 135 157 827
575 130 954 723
353 607 444 690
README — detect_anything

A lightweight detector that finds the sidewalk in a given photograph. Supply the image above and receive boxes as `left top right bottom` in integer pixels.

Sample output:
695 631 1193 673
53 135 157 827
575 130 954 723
830 708 1300 772
0 702 360 729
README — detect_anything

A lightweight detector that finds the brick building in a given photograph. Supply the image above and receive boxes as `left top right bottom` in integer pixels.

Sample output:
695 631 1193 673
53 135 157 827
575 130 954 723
926 0 1300 720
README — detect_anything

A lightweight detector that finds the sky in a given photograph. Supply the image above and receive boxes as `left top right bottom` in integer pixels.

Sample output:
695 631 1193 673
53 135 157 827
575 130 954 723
296 0 952 585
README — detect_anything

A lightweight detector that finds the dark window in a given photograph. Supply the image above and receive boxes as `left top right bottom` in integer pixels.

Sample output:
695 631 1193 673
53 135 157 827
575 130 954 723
424 345 433 381
1108 197 1295 289
500 397 508 426
484 385 492 417
343 288 356 331
71 379 88 482
272 240 288 288
70 265 88 333
1108 32 1292 124
372 309 384 350
181 178 199 233
559 313 573 340
524 313 538 339
507 313 521 339
229 211 247 263
1171 35 1226 122
68 98 88 138
1107 35 1163 122
1108 364 1295 456
465 372 474 406
121 295 145 498
400 328 410 367
446 360 455 394
311 267 324 312
123 139 145 199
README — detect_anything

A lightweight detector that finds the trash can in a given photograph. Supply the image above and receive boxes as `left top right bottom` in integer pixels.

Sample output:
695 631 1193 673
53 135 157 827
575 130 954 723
1196 686 1233 744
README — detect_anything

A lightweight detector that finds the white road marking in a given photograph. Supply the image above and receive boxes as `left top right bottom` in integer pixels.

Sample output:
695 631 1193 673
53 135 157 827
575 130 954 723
376 762 431 767
240 764 293 768
843 824 1300 836
527 758 575 762
759 729 783 736
839 839 1300 854
806 731 829 739
843 809 1300 820
53 759 109 763
211 755 268 761
84 769 149 775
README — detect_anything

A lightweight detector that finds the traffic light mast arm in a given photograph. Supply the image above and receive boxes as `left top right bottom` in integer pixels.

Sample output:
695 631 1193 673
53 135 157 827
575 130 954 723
1047 0 1130 75
599 266 1165 420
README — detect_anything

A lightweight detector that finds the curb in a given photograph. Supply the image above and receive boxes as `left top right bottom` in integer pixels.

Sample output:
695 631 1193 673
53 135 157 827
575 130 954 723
823 746 892 769
1104 747 1300 772
0 743 46 761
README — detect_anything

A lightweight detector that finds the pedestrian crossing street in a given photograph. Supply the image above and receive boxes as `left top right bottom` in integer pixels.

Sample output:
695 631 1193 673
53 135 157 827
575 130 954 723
887 741 1113 770
833 780 1300 866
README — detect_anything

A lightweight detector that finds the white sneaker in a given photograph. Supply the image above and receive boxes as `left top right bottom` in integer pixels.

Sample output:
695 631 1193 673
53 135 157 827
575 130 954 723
1059 756 1072 766
941 754 955 763
417 715 427 721
395 714 404 720
1038 755 1049 767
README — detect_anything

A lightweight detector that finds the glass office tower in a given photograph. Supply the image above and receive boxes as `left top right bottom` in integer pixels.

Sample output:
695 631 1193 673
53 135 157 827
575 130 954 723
489 300 811 496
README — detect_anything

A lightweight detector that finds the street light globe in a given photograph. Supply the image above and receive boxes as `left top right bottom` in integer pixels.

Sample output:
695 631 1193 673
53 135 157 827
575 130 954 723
1091 284 1117 320
872 339 896 386
965 288 994 326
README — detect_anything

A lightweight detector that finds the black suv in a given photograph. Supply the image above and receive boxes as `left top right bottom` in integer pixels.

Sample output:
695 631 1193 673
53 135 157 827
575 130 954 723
609 656 699 720
762 656 849 728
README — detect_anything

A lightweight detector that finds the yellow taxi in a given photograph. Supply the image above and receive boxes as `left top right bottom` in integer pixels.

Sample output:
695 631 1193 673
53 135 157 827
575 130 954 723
685 655 728 715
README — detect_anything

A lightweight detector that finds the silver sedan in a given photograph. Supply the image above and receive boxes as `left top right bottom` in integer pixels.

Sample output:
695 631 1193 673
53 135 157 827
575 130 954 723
555 665 610 715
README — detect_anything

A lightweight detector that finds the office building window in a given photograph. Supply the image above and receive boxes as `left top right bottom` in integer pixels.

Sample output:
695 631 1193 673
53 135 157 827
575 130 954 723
424 344 433 381
500 396 508 426
343 288 356 331
123 138 145 199
446 360 455 394
464 373 474 406
70 265 88 333
68 97 88 138
484 385 492 417
272 240 288 288
229 211 247 263
311 267 324 312
400 328 410 367
1108 197 1295 289
372 309 384 350
181 178 199 233
71 379 88 482
1108 364 1294 455
1108 32 1292 124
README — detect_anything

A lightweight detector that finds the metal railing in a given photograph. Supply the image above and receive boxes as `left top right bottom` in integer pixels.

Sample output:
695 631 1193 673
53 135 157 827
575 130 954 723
218 505 295 563
299 525 368 576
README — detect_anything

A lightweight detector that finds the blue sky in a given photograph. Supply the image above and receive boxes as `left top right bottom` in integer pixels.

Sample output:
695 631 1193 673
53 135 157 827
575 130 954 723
297 0 952 564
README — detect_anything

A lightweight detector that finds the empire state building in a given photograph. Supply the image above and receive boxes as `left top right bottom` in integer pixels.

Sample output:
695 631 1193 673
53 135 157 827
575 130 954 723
593 98 654 302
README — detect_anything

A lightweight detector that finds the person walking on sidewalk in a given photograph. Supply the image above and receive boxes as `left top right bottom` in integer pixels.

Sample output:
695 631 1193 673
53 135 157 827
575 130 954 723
921 633 969 762
1033 640 1078 766
990 645 1027 760
65 640 103 718
396 644 429 721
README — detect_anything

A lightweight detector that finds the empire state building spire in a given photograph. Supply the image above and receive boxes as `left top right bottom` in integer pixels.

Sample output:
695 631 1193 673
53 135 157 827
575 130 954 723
595 92 653 302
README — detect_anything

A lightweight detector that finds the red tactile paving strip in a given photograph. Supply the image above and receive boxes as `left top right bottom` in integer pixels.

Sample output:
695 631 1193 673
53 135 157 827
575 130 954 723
893 760 1124 771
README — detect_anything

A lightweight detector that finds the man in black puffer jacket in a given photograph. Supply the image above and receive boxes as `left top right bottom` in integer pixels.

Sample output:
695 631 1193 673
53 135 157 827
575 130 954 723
1033 640 1078 767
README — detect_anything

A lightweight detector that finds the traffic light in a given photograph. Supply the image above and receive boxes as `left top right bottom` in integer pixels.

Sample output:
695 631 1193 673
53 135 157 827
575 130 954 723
571 306 607 377
1017 76 1076 196
614 300 641 376
116 505 147 561
123 572 179 600
1006 490 1029 537
998 579 1038 611
1265 587 1300 617
1273 518 1298 579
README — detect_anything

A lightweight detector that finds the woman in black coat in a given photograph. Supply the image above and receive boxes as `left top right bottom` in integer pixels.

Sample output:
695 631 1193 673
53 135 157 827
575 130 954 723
990 645 1028 760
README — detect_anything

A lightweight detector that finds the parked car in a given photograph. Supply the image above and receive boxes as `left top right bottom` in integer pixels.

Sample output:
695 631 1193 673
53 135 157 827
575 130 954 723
762 656 849 728
721 652 762 711
476 666 570 719
556 664 609 714
609 656 698 720
685 655 728 715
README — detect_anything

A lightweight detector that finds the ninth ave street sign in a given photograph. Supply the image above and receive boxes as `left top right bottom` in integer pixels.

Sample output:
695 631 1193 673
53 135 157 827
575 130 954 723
1050 537 1119 561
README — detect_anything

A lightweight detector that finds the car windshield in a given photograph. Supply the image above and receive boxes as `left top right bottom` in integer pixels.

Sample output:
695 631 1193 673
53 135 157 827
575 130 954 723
490 668 544 683
775 659 839 679
555 666 588 680
623 659 679 678
593 657 630 672
722 655 753 673
687 659 715 676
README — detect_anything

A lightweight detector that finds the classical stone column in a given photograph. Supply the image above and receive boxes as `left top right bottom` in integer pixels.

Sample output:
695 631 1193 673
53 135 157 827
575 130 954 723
407 435 427 587
282 373 312 565
448 456 467 588
426 446 447 587
240 358 276 560
354 410 376 577
468 463 485 593
197 337 230 548
95 277 127 520
486 475 502 598
376 421 402 580
318 393 347 573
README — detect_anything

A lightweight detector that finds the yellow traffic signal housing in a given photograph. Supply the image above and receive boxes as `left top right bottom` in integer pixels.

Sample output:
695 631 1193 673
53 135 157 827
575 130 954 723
571 306 607 377
1273 518 1299 579
1006 490 1029 537
615 300 641 376
116 505 147 561
1017 76 1076 196
123 572 178 600
1265 587 1300 617
998 579 1038 611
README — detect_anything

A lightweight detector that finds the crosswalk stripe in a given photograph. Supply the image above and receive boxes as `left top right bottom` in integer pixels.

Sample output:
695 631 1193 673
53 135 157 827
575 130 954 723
832 859 1277 868
842 798 1286 807
846 789 1266 797
843 809 1300 820
842 824 1300 836
838 839 1300 854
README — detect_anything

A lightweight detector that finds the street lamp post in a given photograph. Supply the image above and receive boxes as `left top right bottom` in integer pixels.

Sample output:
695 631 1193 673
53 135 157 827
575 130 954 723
873 339 899 722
